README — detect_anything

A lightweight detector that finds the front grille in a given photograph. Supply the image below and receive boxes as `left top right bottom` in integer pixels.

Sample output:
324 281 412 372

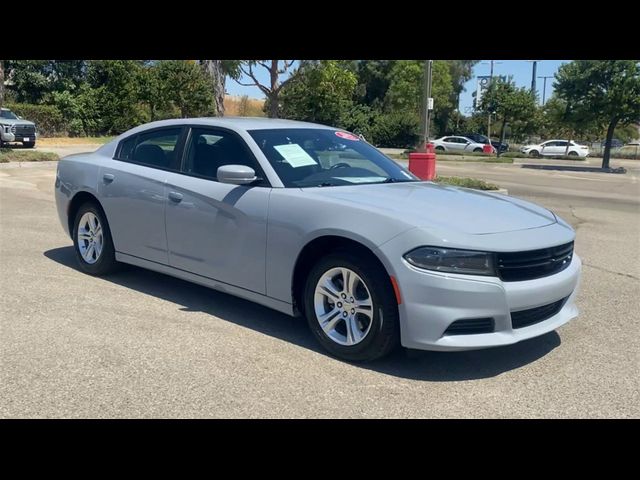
497 242 574 282
443 317 494 336
510 297 567 329
11 124 36 135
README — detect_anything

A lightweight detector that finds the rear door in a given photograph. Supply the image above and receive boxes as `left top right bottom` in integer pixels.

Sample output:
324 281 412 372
98 127 185 264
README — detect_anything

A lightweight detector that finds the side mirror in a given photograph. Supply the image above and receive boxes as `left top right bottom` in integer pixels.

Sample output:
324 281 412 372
217 165 257 185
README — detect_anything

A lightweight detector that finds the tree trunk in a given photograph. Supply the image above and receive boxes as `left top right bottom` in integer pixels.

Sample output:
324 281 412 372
267 60 280 118
564 131 572 157
267 93 279 118
602 118 618 169
0 60 4 109
497 116 508 157
201 60 226 116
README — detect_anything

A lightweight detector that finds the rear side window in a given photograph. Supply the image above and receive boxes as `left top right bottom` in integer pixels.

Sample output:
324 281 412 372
117 136 137 160
115 128 182 170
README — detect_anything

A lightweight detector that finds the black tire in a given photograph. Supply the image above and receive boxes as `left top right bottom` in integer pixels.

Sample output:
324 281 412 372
72 202 119 276
568 151 578 156
23 141 35 149
473 147 483 153
435 146 445 152
303 250 400 362
529 150 540 157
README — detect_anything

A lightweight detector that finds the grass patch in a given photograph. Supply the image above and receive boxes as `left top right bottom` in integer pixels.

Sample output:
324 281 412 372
38 136 114 146
0 149 60 162
434 176 499 191
500 151 528 158
387 152 513 163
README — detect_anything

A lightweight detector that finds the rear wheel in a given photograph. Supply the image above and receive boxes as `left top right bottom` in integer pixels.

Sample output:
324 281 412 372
568 151 579 156
72 202 119 276
304 251 400 362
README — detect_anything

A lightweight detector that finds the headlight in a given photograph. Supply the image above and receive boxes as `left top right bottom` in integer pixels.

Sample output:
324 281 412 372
403 246 496 276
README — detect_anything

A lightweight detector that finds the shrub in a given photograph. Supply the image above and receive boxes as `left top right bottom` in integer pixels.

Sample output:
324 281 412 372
5 103 67 136
434 176 499 190
370 112 420 148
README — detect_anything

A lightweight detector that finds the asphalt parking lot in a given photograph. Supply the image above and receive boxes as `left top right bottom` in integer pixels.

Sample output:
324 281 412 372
1 156 638 418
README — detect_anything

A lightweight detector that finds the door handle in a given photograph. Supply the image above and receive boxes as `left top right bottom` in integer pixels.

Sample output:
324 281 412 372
168 191 183 203
103 173 115 183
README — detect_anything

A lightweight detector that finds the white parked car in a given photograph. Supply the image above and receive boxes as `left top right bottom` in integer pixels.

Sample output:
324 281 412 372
431 136 493 153
520 140 590 158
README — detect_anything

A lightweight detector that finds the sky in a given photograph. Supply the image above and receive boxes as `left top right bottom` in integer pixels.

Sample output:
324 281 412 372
225 60 570 113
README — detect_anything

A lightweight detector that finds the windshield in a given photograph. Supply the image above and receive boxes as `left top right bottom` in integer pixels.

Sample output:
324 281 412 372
248 128 419 187
0 109 19 120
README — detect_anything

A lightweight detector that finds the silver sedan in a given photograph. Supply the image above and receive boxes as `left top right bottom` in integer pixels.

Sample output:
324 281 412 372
55 118 581 361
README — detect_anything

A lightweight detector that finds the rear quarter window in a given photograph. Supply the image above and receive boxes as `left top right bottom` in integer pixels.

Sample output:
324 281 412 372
116 136 137 160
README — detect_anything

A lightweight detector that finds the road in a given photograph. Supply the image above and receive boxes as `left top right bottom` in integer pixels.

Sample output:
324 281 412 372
1 158 638 418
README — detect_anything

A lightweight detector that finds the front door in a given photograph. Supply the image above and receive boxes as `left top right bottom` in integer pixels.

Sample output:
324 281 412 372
164 127 271 294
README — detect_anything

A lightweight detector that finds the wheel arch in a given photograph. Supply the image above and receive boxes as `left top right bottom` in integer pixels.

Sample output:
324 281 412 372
291 234 395 317
67 190 107 236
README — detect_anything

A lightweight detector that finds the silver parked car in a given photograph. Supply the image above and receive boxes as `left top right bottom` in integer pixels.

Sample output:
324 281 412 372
55 118 581 361
430 135 491 153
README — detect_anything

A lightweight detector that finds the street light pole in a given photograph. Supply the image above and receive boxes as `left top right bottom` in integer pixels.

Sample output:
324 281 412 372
538 75 553 104
421 59 433 151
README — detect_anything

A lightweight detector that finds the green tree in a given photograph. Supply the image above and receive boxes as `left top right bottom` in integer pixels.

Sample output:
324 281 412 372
0 60 4 108
384 60 453 137
4 60 86 104
86 60 147 134
480 79 537 156
154 60 214 118
444 60 479 132
279 60 357 126
353 60 396 108
554 60 640 168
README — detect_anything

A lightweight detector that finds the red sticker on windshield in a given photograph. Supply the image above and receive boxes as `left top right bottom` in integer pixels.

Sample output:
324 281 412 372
335 131 360 141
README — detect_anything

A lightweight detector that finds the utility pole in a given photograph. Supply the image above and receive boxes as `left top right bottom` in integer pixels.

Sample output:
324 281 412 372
526 60 539 95
481 60 502 139
421 59 433 151
538 75 553 104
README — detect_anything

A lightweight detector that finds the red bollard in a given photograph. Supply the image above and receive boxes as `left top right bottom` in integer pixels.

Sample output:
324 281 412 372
482 144 494 154
408 143 437 180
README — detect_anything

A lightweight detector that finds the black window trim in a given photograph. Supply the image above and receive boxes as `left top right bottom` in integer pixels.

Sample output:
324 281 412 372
176 125 272 188
113 126 188 173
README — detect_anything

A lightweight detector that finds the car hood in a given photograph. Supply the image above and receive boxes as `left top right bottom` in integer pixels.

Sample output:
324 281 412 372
0 118 35 126
303 182 556 235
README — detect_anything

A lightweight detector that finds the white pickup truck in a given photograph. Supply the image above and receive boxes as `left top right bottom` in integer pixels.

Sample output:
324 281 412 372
0 107 37 148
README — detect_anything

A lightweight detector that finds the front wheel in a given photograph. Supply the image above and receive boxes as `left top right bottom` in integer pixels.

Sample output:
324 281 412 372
304 251 400 362
568 151 579 156
529 150 540 157
435 146 445 152
72 202 119 276
473 147 483 153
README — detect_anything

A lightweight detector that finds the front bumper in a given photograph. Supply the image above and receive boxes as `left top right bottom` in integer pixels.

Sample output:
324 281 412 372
377 226 581 351
0 132 36 143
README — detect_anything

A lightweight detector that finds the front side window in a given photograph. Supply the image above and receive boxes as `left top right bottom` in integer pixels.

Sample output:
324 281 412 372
183 128 263 181
249 128 419 188
0 109 18 120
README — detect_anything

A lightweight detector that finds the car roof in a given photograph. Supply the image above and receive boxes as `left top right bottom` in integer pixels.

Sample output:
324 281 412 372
122 117 334 135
